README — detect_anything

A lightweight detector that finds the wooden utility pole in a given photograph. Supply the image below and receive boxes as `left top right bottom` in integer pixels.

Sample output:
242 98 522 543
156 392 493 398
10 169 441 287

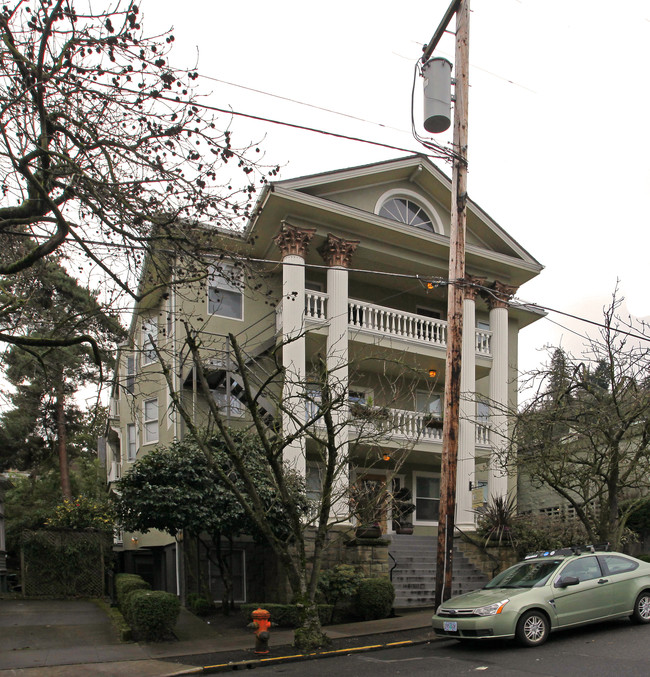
432 0 470 609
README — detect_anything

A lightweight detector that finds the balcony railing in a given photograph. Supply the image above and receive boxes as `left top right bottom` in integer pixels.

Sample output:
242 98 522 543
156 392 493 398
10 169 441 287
295 292 491 356
307 404 490 447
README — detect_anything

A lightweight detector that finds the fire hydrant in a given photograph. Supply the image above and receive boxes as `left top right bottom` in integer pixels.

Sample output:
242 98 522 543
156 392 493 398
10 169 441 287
250 607 272 654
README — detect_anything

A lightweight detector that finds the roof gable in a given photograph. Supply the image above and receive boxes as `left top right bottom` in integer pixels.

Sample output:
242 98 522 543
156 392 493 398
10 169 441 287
274 154 540 267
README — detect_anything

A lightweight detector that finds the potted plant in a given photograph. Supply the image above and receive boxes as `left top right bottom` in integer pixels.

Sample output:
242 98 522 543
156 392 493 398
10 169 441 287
423 414 443 430
392 488 416 535
350 396 390 422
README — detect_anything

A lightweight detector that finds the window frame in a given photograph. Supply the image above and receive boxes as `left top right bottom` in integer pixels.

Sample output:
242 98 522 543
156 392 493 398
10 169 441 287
126 422 137 462
412 471 441 525
374 188 444 235
125 354 136 394
143 398 159 445
141 317 158 366
207 263 244 320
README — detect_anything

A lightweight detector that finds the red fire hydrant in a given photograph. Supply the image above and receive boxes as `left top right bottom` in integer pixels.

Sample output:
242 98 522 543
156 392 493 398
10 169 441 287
250 607 272 654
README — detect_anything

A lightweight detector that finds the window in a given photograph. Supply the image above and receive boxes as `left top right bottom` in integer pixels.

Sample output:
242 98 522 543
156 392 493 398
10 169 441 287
126 423 137 462
379 197 434 233
556 556 602 585
416 392 442 417
143 399 158 444
349 389 369 406
306 464 323 504
208 264 243 319
477 320 490 330
477 401 490 426
601 555 639 575
141 318 158 366
305 385 322 421
125 355 136 394
414 474 440 522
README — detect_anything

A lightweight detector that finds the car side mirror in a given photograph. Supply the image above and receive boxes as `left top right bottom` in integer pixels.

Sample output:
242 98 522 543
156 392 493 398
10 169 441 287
557 575 580 588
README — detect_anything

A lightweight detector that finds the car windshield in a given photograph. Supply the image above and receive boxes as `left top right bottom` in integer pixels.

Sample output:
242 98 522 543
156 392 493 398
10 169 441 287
484 559 563 589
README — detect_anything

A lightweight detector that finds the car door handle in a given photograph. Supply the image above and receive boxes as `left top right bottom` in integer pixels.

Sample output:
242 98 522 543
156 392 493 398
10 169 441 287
598 578 609 584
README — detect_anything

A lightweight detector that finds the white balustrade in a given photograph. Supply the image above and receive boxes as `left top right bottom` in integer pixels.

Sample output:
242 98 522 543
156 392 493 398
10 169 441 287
278 293 492 356
305 291 328 321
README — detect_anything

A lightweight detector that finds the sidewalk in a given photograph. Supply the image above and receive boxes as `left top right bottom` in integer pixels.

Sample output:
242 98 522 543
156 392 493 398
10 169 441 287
0 599 436 676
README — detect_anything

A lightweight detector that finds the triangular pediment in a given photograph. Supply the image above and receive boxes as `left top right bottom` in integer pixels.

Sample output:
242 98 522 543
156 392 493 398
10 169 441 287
276 155 539 267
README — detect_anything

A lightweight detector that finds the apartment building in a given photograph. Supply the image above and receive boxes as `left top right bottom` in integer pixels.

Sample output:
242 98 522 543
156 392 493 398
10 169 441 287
105 154 543 598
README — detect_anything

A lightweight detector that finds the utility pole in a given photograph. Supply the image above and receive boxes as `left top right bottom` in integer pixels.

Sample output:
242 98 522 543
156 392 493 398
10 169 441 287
422 0 470 609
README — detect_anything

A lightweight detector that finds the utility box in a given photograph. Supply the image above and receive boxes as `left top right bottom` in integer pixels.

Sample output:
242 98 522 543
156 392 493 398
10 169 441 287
422 57 452 134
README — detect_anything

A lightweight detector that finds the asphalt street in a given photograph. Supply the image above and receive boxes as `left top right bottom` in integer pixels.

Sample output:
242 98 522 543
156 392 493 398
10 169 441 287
260 618 650 677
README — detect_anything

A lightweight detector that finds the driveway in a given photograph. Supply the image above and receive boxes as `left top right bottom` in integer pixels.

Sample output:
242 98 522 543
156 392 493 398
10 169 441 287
0 599 144 671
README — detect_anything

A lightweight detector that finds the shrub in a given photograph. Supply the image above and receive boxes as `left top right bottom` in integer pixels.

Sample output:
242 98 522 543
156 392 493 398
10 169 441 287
240 603 333 627
124 589 180 641
356 578 394 620
317 565 363 606
509 513 589 559
115 573 150 609
187 592 214 617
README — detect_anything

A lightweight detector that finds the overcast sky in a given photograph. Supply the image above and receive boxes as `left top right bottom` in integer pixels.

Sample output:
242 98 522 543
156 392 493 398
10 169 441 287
144 0 650 379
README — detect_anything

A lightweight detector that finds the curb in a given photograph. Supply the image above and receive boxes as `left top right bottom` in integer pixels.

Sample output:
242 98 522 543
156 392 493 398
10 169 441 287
191 636 433 674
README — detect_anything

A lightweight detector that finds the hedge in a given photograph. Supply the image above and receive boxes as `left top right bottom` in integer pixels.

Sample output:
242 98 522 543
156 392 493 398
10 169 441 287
115 573 150 608
123 589 180 641
356 578 394 620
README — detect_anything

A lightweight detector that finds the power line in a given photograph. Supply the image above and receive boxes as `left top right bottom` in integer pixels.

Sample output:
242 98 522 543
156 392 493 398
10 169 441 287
198 73 409 134
94 81 455 162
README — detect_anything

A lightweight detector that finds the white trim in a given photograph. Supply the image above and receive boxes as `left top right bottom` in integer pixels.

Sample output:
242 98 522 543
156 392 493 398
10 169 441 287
126 422 138 462
374 188 445 235
142 398 159 446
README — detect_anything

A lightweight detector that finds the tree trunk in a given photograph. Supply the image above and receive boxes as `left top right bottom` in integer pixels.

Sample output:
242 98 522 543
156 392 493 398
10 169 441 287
55 380 71 500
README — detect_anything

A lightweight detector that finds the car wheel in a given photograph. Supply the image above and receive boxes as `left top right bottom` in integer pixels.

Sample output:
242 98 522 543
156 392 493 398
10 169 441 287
515 610 549 647
631 591 650 624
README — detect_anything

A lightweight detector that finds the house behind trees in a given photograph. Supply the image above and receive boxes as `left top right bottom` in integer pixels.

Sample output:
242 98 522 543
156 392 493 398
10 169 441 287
104 155 543 604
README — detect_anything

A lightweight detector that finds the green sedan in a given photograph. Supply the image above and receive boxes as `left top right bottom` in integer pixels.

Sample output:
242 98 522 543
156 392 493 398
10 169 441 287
432 548 650 646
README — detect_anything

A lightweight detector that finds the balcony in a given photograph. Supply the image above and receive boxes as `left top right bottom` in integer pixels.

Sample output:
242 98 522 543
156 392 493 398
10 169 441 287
278 292 492 357
307 404 490 448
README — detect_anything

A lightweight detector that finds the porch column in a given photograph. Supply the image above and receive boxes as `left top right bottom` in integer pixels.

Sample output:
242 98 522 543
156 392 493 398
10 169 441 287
318 234 359 520
273 222 316 475
456 277 483 530
486 281 517 501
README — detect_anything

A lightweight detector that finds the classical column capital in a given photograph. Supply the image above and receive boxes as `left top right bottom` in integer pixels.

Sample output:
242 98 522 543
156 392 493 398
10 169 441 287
485 281 518 310
464 275 486 302
273 222 316 258
317 233 360 268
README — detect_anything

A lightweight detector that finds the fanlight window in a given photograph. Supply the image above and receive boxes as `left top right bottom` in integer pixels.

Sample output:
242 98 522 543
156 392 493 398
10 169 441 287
379 197 434 233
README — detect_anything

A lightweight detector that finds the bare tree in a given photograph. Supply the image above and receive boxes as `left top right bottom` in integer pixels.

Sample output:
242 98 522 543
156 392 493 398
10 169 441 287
143 322 423 649
0 1 273 354
502 292 650 548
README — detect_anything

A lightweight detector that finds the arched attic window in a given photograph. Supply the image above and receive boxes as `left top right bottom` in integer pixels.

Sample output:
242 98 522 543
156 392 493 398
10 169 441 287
375 189 443 235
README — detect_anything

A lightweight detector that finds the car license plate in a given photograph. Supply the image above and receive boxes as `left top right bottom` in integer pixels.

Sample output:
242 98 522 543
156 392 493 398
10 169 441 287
443 621 458 632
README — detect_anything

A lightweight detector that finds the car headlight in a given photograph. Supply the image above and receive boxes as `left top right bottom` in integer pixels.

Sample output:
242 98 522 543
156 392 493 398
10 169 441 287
473 599 509 616
435 605 443 615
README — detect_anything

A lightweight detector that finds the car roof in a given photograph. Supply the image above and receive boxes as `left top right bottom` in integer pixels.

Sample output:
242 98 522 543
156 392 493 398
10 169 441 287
523 545 616 561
